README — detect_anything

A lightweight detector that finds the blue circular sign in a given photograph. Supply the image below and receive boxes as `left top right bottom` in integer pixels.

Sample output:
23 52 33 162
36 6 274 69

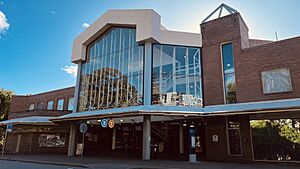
101 119 108 128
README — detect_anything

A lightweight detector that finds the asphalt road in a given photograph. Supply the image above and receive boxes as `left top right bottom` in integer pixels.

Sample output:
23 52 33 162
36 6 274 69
0 160 85 169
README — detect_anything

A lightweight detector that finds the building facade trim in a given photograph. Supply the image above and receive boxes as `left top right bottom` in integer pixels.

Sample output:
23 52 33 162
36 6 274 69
72 9 202 63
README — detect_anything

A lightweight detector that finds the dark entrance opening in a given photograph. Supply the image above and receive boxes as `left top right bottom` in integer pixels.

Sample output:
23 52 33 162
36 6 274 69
79 118 206 160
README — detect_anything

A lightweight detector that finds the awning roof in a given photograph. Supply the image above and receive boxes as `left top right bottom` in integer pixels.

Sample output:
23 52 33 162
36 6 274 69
50 105 203 122
51 98 300 122
203 98 300 115
0 116 54 126
2 98 300 124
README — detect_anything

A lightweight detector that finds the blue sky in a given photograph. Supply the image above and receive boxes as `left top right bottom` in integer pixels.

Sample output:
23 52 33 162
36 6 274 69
0 0 300 95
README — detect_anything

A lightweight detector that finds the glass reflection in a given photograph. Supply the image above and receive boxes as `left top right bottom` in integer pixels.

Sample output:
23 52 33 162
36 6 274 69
222 43 237 104
152 44 202 106
78 27 144 111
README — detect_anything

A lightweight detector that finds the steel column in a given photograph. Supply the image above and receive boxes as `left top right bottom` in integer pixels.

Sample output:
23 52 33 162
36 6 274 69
67 124 77 156
142 115 151 160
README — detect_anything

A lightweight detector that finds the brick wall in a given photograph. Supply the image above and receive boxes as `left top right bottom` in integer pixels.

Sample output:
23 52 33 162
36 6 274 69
9 87 75 119
236 37 300 102
9 96 29 113
201 12 300 105
5 125 70 154
201 13 247 106
9 110 71 119
205 115 253 162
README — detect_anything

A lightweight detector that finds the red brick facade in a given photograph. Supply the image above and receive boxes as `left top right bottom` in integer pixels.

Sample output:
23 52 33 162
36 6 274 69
9 87 75 119
201 12 300 162
237 37 300 102
201 13 300 106
5 87 75 155
201 13 247 106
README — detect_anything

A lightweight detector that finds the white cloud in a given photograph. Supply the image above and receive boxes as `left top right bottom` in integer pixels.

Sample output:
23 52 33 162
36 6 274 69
61 64 78 78
82 23 90 28
0 10 9 36
50 10 57 15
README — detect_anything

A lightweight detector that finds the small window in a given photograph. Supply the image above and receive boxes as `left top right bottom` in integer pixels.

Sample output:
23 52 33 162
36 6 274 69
261 68 292 94
57 99 64 110
29 104 35 110
47 101 54 110
68 98 74 111
37 102 44 109
227 116 242 155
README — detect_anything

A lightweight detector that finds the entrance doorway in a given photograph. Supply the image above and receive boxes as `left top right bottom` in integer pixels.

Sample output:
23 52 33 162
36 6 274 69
78 118 206 160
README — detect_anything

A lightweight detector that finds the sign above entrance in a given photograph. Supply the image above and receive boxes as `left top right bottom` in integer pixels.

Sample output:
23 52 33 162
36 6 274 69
108 119 115 128
100 119 108 128
79 123 88 133
98 119 115 128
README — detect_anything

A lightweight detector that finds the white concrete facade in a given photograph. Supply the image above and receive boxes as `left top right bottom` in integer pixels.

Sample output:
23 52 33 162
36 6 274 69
72 9 202 63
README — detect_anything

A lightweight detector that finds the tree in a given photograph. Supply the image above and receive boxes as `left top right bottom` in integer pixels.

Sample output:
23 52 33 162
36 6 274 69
251 119 300 161
0 88 13 150
0 89 13 121
226 83 237 103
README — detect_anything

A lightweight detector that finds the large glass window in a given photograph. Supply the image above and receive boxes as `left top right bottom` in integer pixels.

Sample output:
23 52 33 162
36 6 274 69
152 44 202 106
78 27 144 111
227 116 242 155
261 68 292 94
221 43 237 104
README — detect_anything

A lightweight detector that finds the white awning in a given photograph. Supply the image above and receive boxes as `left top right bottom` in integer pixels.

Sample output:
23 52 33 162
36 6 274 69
51 98 300 122
3 98 300 124
203 98 300 115
50 105 203 122
0 116 54 126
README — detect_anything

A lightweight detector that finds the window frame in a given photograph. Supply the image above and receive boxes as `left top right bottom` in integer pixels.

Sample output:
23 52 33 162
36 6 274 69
67 97 74 111
57 99 64 110
151 43 203 107
261 67 293 94
47 101 54 110
220 41 237 104
37 102 44 110
226 116 243 156
78 27 144 111
29 103 35 111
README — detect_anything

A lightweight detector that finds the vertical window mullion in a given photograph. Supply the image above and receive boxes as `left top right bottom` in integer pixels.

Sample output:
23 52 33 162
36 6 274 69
185 47 189 105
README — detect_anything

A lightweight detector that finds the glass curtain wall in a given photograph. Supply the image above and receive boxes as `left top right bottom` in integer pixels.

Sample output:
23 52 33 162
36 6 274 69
78 27 144 112
221 43 237 104
152 44 202 106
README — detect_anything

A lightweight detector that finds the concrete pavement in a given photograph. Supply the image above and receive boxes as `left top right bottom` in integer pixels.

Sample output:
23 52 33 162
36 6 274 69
0 154 300 169
0 160 84 169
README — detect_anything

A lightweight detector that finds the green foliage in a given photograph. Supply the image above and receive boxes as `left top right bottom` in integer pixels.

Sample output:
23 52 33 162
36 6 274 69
251 119 300 161
0 88 13 150
0 88 13 121
226 83 237 103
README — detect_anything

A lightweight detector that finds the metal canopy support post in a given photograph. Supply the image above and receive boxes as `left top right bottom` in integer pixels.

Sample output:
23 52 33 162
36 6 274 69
142 41 152 160
1 130 8 157
112 126 117 150
81 133 85 158
142 114 151 160
67 124 77 156
179 123 184 154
